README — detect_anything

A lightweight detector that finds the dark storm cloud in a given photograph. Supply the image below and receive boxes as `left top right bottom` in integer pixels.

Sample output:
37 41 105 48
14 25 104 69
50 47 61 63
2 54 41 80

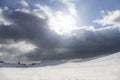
24 26 120 60
0 9 120 61
64 27 120 57
0 10 64 61
0 10 61 48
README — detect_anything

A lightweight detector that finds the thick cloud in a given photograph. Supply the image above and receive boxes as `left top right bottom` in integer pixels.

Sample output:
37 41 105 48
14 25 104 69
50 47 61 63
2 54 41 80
0 4 120 62
0 9 62 61
1 10 61 47
20 25 120 60
65 26 120 56
0 41 37 61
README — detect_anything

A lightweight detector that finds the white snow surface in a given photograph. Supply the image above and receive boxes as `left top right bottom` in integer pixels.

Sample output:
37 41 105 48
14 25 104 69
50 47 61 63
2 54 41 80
0 52 120 80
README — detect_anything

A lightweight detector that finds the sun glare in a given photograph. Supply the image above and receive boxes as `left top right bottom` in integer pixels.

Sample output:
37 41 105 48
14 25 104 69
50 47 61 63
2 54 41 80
48 11 77 35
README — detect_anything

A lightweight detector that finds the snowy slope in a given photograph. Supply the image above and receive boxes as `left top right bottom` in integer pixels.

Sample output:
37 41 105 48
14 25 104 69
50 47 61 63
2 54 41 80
0 52 120 80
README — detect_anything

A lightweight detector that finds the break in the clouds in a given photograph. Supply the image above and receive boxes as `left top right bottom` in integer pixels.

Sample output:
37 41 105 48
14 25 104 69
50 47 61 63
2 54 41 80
94 10 120 26
0 0 120 62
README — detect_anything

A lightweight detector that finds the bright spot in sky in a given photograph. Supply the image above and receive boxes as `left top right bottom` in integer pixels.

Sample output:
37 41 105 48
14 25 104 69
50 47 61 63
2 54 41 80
48 11 77 35
35 3 78 36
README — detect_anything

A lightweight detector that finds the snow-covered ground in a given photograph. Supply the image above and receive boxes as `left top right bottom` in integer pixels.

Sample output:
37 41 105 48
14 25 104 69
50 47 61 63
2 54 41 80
0 52 120 80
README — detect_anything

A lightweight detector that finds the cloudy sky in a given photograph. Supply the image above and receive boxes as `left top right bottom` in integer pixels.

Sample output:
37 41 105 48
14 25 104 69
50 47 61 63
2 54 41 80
0 0 120 62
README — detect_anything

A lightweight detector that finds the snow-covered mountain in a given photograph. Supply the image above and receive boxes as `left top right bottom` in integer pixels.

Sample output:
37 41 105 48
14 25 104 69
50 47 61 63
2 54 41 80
0 52 120 80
